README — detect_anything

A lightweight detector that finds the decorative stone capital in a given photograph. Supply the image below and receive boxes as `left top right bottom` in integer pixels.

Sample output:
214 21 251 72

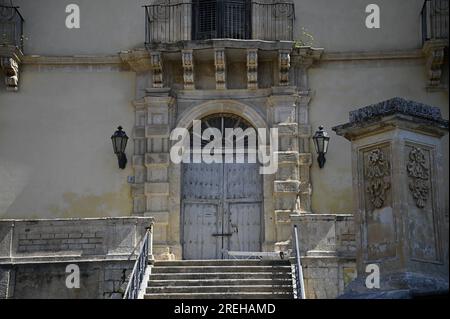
247 48 258 89
149 51 163 88
182 49 194 90
0 45 23 91
422 39 448 91
119 49 151 72
279 50 291 86
214 48 226 90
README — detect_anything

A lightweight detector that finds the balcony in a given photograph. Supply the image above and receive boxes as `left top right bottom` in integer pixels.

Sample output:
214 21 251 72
420 0 449 91
0 2 24 91
144 1 295 45
421 0 448 44
0 2 24 51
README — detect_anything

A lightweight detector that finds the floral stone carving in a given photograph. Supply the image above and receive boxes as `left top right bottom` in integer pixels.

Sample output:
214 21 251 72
365 148 391 209
406 147 430 208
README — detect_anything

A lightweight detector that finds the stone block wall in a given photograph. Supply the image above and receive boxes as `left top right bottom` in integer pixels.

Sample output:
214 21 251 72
0 217 153 299
291 213 357 299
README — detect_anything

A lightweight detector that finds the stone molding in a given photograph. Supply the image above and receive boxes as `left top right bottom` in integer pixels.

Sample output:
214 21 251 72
119 49 151 72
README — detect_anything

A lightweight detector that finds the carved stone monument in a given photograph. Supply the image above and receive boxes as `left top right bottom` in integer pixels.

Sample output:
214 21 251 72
333 97 449 298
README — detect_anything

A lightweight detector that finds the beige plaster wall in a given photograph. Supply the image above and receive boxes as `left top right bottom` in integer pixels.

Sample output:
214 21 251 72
0 67 135 218
14 0 425 56
15 0 147 55
309 59 449 215
294 0 425 52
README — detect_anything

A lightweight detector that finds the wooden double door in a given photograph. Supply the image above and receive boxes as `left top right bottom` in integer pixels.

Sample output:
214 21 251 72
181 114 263 260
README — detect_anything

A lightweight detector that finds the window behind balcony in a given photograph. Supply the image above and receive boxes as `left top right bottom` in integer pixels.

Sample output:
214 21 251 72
192 0 251 40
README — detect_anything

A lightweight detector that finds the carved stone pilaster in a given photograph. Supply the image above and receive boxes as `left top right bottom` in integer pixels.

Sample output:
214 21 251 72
150 51 163 88
423 40 448 91
214 48 226 90
247 49 258 89
182 49 195 90
0 46 23 92
279 50 291 86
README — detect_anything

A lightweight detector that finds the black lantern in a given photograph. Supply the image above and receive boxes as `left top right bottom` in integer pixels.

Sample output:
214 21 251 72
111 126 128 169
312 126 330 169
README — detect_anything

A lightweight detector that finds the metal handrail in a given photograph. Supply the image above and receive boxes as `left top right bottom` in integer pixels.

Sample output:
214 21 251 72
293 225 306 299
123 225 153 299
144 0 295 44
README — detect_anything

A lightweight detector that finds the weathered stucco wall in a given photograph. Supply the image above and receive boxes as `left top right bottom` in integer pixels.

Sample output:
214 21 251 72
15 0 147 56
294 0 425 52
14 0 426 55
0 67 135 218
309 59 449 215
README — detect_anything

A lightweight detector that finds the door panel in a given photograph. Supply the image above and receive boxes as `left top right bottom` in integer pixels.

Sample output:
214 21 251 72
183 202 220 260
228 202 262 252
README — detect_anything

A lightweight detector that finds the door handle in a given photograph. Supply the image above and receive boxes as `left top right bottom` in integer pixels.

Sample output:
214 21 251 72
212 233 233 237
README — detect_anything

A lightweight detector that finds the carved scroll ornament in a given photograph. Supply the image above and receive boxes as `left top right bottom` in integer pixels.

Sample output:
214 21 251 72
365 148 391 209
406 147 430 208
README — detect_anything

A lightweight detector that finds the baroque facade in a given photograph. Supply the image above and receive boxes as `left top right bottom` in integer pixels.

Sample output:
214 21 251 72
0 0 449 299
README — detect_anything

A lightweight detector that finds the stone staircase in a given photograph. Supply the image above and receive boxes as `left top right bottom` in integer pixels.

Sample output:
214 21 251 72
144 259 294 299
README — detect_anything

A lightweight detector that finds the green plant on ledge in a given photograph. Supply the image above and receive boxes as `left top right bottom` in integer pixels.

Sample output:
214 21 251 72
294 27 315 48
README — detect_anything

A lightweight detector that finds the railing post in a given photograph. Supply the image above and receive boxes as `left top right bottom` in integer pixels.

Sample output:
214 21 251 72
148 223 154 264
294 225 306 299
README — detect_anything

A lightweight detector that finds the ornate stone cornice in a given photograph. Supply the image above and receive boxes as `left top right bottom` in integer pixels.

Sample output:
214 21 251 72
291 46 324 68
333 97 449 140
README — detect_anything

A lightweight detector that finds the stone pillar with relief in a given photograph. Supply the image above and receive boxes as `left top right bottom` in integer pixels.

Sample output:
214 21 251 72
333 97 449 298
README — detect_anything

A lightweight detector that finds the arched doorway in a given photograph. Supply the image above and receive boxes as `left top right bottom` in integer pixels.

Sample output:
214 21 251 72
181 113 263 259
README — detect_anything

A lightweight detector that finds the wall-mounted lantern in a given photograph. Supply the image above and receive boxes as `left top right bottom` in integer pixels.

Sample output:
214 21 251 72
312 126 330 169
111 126 128 169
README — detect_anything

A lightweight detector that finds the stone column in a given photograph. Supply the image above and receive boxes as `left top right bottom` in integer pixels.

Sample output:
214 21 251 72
269 85 300 246
333 97 449 297
133 89 176 260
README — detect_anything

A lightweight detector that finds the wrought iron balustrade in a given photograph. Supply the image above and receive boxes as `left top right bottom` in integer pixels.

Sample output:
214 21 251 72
0 3 24 50
292 225 306 299
421 0 449 44
123 225 153 299
144 1 295 45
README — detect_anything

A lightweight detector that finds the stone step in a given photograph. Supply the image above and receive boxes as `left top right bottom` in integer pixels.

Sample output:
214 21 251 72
148 278 292 287
144 292 293 299
150 272 292 280
146 285 293 294
152 265 292 274
154 260 290 267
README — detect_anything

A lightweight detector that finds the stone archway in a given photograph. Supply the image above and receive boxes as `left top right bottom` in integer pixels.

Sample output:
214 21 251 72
169 100 274 260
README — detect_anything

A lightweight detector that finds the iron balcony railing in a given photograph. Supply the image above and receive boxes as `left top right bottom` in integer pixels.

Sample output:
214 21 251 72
0 3 24 51
292 225 306 299
144 1 294 45
123 225 153 299
421 0 449 44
